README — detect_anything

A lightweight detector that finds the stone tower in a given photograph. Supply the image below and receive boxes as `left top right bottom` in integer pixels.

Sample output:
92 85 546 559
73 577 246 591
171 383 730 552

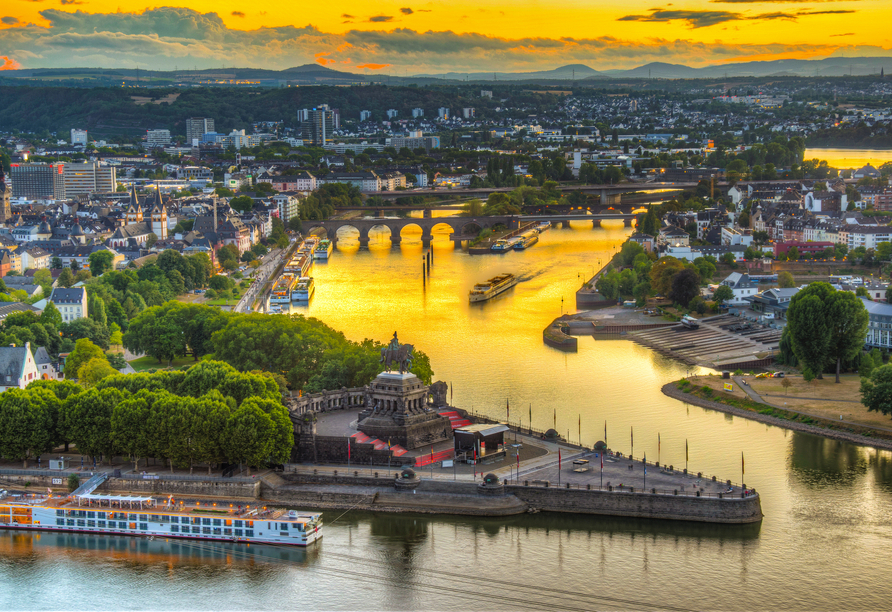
126 187 143 224
0 168 11 223
150 193 168 239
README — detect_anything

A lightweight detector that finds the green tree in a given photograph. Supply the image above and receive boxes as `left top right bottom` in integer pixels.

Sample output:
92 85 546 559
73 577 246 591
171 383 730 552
111 390 155 470
669 268 701 308
786 283 834 379
778 271 795 289
229 195 255 213
88 251 115 277
65 339 107 379
860 364 892 416
859 352 876 378
786 246 800 261
63 387 127 463
825 290 869 383
639 209 660 237
57 268 75 288
225 402 274 475
50 256 63 270
89 295 108 327
78 357 119 387
712 284 734 305
0 387 59 467
39 302 63 328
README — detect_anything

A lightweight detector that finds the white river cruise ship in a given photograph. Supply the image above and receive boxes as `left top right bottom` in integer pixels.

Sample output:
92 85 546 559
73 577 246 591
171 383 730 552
0 475 322 547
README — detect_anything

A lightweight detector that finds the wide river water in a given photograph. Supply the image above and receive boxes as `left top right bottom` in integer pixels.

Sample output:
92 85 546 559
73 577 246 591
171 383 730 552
3 220 892 611
806 148 892 169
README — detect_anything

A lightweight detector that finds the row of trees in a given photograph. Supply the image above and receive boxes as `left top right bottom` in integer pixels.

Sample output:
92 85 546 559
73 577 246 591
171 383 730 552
122 304 433 392
0 361 291 473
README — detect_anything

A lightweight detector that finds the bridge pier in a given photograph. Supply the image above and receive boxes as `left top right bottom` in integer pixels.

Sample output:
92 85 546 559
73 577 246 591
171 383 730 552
423 208 432 219
561 221 571 229
600 189 608 206
390 234 402 247
592 219 601 228
420 228 434 247
624 217 635 227
453 239 463 249
358 228 371 248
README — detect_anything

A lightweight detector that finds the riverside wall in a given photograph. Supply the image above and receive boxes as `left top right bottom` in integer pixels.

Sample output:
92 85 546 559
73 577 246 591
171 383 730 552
258 472 762 524
0 473 261 499
509 485 762 524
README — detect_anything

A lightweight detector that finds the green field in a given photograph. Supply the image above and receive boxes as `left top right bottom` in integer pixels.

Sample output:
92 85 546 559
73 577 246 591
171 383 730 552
128 355 197 372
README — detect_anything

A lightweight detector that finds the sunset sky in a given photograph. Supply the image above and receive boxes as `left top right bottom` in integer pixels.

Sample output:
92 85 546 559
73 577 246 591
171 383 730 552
1 0 890 73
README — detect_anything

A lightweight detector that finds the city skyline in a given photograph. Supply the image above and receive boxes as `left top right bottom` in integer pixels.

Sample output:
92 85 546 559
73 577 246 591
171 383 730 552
0 2 891 73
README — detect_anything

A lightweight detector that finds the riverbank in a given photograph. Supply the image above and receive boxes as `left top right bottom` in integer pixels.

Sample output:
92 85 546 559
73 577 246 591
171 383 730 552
662 379 892 451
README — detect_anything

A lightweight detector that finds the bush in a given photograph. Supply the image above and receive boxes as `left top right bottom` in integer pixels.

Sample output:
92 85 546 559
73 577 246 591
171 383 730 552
734 369 743 375
67 474 80 492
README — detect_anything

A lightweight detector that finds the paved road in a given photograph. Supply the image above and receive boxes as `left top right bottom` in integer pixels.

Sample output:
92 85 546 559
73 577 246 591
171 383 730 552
233 241 298 313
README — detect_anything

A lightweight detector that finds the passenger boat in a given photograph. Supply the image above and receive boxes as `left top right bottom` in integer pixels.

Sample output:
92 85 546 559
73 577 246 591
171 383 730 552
299 238 318 255
292 277 315 301
313 239 333 260
491 239 513 252
0 481 322 547
513 234 539 250
537 221 551 233
469 273 519 303
271 273 298 303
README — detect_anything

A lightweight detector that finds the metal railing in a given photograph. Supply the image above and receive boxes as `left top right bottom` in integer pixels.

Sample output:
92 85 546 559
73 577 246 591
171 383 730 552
119 473 256 483
504 480 758 499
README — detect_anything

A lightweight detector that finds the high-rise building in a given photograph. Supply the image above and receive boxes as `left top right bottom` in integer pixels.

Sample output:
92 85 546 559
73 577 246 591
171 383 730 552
70 129 88 146
145 129 171 149
9 163 66 200
386 109 398 119
412 108 424 118
297 109 310 122
438 108 450 120
462 108 475 119
0 167 11 223
301 106 337 146
62 162 116 196
360 110 372 121
185 118 215 146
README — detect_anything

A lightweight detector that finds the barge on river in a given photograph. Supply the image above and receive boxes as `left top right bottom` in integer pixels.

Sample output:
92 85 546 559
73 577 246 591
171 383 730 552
469 273 519 303
0 480 322 547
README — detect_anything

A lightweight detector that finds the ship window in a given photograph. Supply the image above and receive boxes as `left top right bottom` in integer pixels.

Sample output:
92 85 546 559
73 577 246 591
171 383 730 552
192 517 201 525
280 532 289 537
245 530 254 537
213 528 221 535
128 514 137 521
296 523 304 531
98 521 106 528
169 516 178 523
139 523 148 531
66 519 74 526
279 523 288 530
235 529 243 537
234 520 243 528
128 522 136 530
117 522 126 529
87 520 96 528
192 526 200 534
150 515 162 522
56 519 64 526
139 515 148 522
87 512 95 519
77 519 85 527
202 527 211 535
224 528 232 536
96 512 106 519
213 519 222 526
171 525 179 533
246 521 253 528
56 510 64 517
202 518 211 526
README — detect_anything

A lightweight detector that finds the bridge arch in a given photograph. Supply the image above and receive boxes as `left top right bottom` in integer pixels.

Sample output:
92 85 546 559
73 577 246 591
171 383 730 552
365 223 394 248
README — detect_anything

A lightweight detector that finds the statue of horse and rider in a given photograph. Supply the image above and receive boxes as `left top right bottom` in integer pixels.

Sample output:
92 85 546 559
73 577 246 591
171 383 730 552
380 332 414 374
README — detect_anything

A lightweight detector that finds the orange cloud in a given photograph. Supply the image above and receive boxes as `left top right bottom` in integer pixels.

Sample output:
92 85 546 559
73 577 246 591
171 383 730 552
356 63 392 70
314 52 335 66
0 56 21 70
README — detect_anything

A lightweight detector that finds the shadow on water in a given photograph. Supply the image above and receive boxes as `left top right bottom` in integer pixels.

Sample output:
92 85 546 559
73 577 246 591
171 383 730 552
344 509 761 542
789 430 892 490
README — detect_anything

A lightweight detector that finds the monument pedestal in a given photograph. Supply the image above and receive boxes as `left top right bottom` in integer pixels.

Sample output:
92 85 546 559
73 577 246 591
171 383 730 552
358 372 452 450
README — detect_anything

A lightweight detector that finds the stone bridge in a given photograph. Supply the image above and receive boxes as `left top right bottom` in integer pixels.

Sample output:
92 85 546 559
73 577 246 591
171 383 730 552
306 215 517 247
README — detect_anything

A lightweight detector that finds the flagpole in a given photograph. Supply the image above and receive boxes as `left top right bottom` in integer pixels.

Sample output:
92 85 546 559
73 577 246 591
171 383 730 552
631 426 634 460
742 451 745 489
600 450 603 489
658 433 661 465
643 452 647 490
685 439 689 474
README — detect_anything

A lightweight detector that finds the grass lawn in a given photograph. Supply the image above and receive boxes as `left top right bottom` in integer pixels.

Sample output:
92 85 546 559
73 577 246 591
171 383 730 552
689 374 892 430
128 355 198 372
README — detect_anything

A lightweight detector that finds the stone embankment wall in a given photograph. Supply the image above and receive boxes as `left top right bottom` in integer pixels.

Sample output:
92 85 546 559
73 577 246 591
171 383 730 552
0 473 260 499
509 485 762 524
294 436 414 467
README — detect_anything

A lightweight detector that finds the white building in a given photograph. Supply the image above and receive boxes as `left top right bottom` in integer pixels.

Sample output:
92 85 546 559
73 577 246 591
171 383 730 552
50 287 89 322
719 272 758 305
145 129 172 148
438 108 450 120
386 109 398 119
360 110 372 121
62 162 117 196
0 342 41 392
70 129 88 146
412 108 424 118
462 108 476 119
271 194 301 223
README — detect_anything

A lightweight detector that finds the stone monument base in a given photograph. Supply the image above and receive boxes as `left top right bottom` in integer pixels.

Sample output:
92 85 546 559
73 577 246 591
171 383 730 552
357 371 453 450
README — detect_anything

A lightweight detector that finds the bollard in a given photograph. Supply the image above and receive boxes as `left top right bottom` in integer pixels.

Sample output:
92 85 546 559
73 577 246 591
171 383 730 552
374 472 379 478
333 470 338 476
524 480 529 486
696 490 701 497
674 489 678 495
630 487 634 493
697 472 702 478
566 483 570 489
608 485 613 491
719 492 723 499
587 484 591 490
354 471 358 477
683 468 687 475
727 479 732 486
652 488 656 494
544 481 549 488
712 475 717 482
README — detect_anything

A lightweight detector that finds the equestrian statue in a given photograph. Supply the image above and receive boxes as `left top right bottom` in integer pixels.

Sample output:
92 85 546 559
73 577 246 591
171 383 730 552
380 331 414 374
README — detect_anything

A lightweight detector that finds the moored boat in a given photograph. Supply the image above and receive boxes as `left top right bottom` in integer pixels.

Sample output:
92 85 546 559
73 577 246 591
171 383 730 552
271 273 298 303
0 487 322 547
513 234 539 250
313 239 333 260
469 273 519 303
292 277 315 301
491 239 512 252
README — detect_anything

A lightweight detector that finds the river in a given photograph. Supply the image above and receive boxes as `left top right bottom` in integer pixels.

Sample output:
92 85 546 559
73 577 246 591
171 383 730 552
3 221 892 610
806 148 892 170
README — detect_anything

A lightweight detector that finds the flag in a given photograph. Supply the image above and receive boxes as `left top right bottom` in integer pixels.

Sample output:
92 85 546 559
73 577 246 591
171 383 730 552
686 439 689 462
450 382 453 403
604 421 607 445
529 403 532 426
507 397 510 420
388 438 391 449
347 439 351 461
553 408 556 429
473 447 477 478
644 453 647 475
558 448 561 471
600 452 603 470
742 452 745 478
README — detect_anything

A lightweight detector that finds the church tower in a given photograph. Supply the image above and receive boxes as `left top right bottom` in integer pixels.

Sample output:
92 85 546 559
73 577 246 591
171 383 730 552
151 199 168 239
0 168 11 223
126 186 143 224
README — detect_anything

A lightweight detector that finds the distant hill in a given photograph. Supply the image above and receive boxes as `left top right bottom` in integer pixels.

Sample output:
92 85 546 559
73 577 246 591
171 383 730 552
414 64 603 82
606 57 891 79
